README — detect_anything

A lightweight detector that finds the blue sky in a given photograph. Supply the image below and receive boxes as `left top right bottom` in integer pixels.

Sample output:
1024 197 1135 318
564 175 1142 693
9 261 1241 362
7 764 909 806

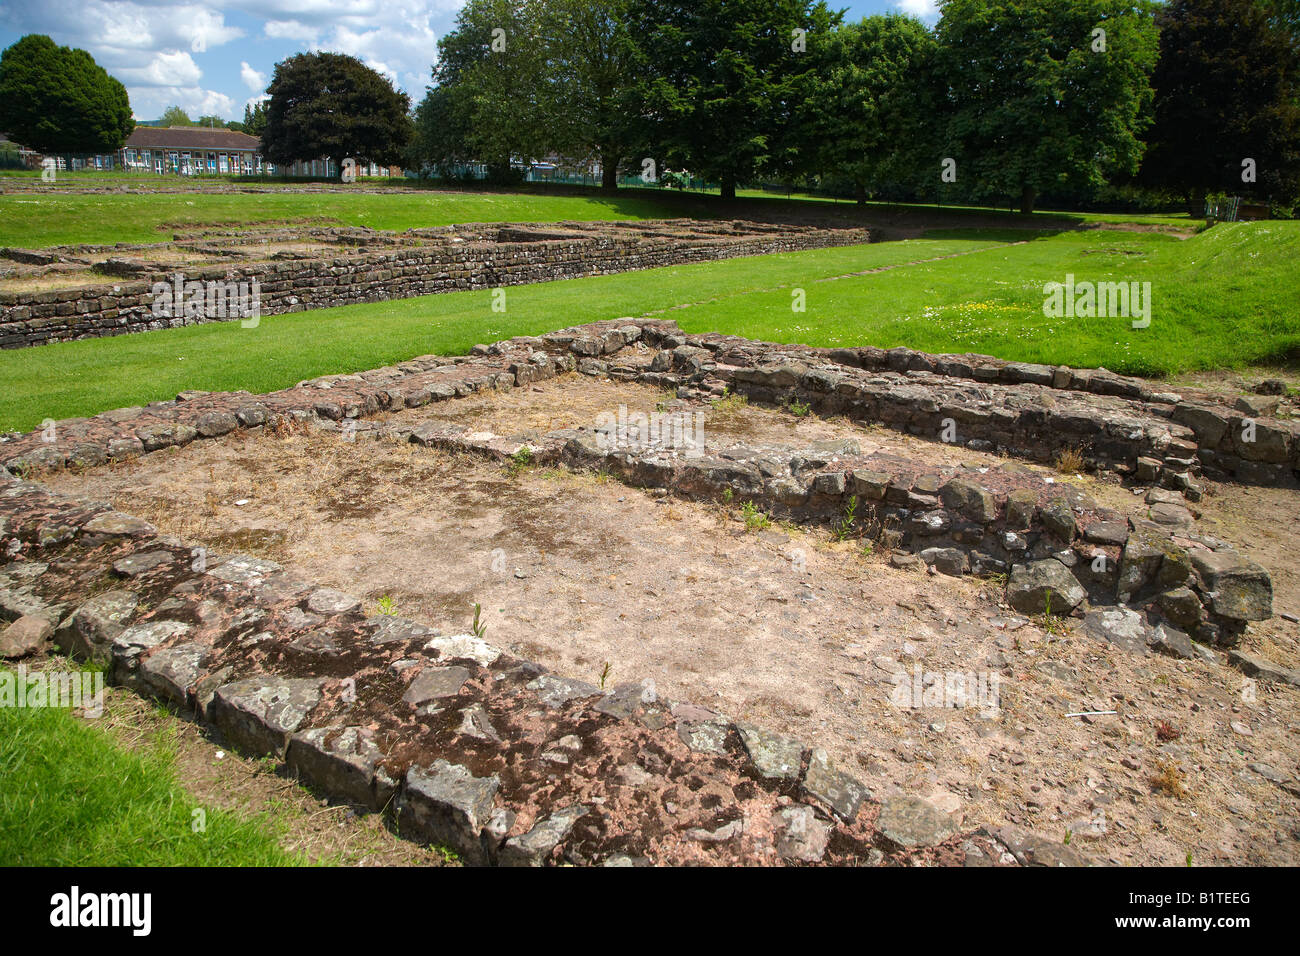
0 1 940 122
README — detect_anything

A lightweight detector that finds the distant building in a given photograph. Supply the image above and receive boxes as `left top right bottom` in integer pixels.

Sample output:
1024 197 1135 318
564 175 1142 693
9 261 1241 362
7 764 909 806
4 125 403 177
119 126 269 175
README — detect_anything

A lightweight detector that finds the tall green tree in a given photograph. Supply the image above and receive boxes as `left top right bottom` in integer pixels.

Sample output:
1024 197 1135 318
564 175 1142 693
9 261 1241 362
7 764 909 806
0 34 133 154
1141 0 1300 208
408 84 478 177
626 0 839 199
936 0 1159 214
801 14 939 202
261 52 412 176
541 0 640 189
417 0 549 182
159 105 193 127
230 101 268 137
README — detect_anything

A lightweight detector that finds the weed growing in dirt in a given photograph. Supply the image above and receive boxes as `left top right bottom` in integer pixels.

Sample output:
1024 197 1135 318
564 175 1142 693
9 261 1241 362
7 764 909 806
710 390 749 415
1041 590 1069 636
376 595 397 616
833 495 859 542
1156 720 1181 742
740 500 771 532
506 446 534 477
471 603 487 639
784 397 811 417
599 662 612 690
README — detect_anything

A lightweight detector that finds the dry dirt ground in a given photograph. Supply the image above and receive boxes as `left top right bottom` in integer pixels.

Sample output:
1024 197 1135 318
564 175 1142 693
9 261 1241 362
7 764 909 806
45 376 1300 866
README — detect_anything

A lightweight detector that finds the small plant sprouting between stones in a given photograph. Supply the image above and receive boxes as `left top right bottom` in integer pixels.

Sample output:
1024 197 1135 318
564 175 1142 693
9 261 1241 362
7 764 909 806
599 662 612 690
506 446 534 477
471 603 487 639
833 495 859 542
376 595 397 616
710 389 748 415
784 397 811 417
1064 830 1072 846
1041 590 1068 637
740 500 771 532
721 487 734 504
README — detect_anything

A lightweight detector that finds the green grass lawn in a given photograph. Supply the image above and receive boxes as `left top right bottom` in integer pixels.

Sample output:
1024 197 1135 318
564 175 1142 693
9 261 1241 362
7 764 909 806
0 188 698 248
668 222 1300 375
0 174 1198 248
1 223 1295 435
0 236 998 432
0 685 305 865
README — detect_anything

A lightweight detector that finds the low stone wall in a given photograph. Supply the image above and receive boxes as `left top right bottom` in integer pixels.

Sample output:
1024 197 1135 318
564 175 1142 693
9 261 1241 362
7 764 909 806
568 327 1296 488
0 221 871 349
4 318 1297 866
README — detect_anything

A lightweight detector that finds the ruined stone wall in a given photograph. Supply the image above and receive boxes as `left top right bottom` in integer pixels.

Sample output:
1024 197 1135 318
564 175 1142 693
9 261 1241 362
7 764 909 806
598 329 1298 489
4 318 1297 865
0 226 870 349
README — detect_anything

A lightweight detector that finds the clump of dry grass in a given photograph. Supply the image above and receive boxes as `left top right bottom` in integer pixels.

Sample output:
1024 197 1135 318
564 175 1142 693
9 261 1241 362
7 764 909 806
1151 760 1189 799
1054 446 1085 474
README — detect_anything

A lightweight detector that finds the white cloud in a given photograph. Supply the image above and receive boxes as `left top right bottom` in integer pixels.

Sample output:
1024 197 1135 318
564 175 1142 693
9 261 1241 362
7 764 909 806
2 0 464 118
896 0 941 19
128 85 238 121
2 1 243 56
240 60 266 92
263 18 320 47
267 4 444 95
117 50 203 87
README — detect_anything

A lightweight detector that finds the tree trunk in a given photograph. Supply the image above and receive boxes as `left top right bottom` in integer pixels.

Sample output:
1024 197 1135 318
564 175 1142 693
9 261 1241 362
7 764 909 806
855 182 867 205
1019 185 1037 215
720 175 737 201
601 153 619 191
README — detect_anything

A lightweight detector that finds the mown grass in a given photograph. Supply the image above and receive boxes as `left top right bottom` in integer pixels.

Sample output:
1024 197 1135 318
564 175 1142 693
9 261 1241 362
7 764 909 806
0 683 306 865
669 221 1300 375
0 175 1195 248
0 237 997 432
0 188 696 248
1 222 1295 435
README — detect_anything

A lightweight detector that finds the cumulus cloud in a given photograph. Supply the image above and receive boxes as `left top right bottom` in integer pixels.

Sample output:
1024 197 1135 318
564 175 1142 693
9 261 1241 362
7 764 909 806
266 3 443 92
116 50 203 87
240 60 266 92
129 85 238 121
1 0 461 119
263 18 320 47
1 1 243 57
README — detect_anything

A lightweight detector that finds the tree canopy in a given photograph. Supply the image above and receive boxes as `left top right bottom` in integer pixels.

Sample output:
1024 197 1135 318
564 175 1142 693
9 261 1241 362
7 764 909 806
261 52 412 174
1141 0 1300 205
402 0 1300 211
936 0 1159 214
0 34 133 154
625 0 840 199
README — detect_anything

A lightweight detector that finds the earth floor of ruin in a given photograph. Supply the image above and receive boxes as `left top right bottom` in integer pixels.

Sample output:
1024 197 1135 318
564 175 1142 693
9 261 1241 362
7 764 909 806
41 374 1300 866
